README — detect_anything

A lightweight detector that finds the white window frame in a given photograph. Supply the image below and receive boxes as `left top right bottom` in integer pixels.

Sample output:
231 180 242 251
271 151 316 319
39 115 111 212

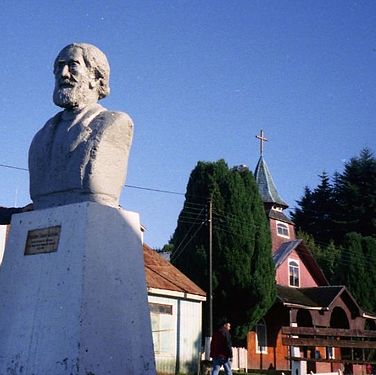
255 319 267 354
288 258 300 287
276 221 290 238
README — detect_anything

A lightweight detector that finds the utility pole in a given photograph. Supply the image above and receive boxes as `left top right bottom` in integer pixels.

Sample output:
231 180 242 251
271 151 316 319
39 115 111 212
204 198 213 360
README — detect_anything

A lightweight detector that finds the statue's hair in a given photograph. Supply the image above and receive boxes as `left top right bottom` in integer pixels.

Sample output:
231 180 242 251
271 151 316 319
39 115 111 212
54 43 110 99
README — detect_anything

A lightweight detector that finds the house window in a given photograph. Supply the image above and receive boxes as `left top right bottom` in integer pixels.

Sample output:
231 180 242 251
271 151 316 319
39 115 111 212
326 346 335 359
149 303 173 315
255 319 267 354
289 260 300 287
149 303 174 354
277 222 289 238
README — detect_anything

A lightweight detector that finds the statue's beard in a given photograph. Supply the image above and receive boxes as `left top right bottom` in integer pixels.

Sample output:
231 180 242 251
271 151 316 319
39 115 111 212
53 80 96 109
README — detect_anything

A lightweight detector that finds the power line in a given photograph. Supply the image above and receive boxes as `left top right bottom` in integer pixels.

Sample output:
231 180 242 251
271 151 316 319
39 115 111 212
124 184 184 196
2 162 373 266
175 205 376 268
184 202 207 210
0 163 28 172
0 162 187 196
170 206 207 263
0 161 216 201
170 219 207 263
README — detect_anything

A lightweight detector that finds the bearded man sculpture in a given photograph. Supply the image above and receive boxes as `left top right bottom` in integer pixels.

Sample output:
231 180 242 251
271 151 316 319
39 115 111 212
28 43 133 209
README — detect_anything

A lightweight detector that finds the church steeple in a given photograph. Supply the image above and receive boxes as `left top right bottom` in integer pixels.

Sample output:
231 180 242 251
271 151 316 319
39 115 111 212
254 130 288 210
253 130 295 251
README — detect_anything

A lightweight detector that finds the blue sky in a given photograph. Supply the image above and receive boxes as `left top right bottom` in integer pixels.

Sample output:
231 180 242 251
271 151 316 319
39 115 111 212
1 1 375 248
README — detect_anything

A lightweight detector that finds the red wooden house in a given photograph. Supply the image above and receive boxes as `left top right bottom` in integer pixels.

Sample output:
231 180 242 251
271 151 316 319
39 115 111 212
247 151 376 375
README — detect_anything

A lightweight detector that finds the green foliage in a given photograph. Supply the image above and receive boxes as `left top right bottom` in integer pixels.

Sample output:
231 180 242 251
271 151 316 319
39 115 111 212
335 149 376 240
319 241 341 283
333 233 376 312
292 148 376 246
292 149 376 312
361 236 376 312
297 231 340 283
292 172 337 245
160 243 174 253
169 160 276 343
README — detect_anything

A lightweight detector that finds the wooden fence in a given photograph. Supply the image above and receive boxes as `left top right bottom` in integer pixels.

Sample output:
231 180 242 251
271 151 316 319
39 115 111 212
232 347 248 371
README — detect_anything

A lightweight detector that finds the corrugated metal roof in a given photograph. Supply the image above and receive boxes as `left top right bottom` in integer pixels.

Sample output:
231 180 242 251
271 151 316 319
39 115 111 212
143 244 206 297
254 156 288 208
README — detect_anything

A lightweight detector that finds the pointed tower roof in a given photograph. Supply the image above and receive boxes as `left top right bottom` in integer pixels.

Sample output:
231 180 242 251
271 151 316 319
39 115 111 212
254 156 288 208
254 130 288 209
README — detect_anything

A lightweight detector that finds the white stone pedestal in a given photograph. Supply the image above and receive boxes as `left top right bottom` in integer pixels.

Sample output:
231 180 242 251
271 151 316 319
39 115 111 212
0 202 156 375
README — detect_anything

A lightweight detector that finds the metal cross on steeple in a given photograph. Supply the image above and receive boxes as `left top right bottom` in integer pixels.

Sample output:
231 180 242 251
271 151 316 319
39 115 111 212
255 129 268 156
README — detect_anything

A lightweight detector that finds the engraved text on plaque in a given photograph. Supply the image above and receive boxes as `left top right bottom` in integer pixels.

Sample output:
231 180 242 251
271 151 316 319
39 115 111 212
25 226 61 255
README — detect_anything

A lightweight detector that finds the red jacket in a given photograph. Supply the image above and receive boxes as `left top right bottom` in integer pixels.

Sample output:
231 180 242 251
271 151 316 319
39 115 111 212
210 327 232 359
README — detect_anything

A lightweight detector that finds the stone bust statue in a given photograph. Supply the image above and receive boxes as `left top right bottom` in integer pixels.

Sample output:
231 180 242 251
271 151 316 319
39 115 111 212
28 43 133 209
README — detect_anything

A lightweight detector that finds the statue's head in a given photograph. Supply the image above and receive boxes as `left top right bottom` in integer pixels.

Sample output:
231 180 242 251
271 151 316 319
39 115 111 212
53 43 110 109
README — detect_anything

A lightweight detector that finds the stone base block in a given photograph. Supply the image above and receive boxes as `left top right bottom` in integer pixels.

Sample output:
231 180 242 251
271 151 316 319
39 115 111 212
0 202 155 374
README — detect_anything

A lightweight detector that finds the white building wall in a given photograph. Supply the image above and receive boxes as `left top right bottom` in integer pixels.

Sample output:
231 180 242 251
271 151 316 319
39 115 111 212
178 299 203 374
148 295 178 374
148 294 203 374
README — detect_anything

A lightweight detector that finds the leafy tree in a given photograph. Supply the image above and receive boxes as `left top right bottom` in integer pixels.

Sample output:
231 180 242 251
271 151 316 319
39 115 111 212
292 172 336 245
297 231 340 283
169 160 275 343
291 187 314 235
334 148 376 240
333 233 366 307
320 241 341 283
292 149 376 312
292 149 376 246
361 236 376 313
333 233 376 313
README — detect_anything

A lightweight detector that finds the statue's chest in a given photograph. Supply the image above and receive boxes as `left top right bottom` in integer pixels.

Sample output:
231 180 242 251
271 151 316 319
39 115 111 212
51 120 93 160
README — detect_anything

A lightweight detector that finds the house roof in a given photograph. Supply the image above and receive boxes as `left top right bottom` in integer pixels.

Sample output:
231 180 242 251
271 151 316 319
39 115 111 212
254 156 288 208
273 240 302 267
143 244 206 298
267 208 294 225
273 239 329 286
277 285 371 318
277 285 344 309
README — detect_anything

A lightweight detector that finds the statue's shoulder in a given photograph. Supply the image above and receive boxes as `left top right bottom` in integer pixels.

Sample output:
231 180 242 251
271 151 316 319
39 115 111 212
40 111 63 130
91 110 133 143
30 112 63 145
93 110 133 132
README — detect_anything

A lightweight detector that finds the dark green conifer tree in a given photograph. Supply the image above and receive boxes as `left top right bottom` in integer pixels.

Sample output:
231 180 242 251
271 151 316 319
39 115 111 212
297 231 340 283
361 236 376 313
291 187 314 234
169 160 275 343
292 149 375 246
292 172 336 245
293 149 376 313
332 234 376 312
333 233 369 310
334 148 376 240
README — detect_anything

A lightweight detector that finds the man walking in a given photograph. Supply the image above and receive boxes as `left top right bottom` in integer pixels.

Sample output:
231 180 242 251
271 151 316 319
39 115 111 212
210 320 233 375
